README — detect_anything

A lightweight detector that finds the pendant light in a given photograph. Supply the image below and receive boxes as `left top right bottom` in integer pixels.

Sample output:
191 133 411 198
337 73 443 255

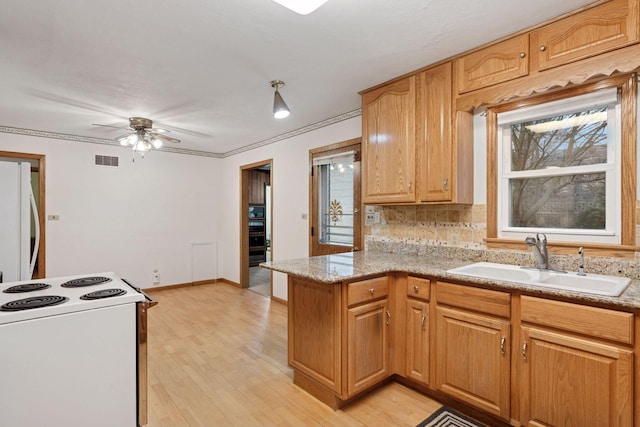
270 80 290 119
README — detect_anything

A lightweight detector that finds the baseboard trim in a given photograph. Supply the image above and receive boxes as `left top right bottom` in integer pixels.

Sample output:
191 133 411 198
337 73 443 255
271 295 287 304
144 278 239 292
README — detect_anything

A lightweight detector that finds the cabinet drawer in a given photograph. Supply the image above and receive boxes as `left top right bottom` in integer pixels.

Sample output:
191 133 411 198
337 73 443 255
436 281 510 318
455 34 529 94
407 276 430 301
521 296 634 345
347 276 389 307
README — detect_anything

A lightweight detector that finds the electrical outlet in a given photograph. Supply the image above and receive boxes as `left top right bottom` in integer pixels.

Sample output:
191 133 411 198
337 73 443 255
47 215 60 221
152 269 160 284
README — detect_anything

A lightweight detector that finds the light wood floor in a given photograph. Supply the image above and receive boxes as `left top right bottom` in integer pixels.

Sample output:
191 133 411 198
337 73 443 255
146 283 442 426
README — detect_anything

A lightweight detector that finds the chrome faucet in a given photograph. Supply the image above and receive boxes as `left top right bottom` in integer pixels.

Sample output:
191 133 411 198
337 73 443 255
577 247 586 276
525 233 548 270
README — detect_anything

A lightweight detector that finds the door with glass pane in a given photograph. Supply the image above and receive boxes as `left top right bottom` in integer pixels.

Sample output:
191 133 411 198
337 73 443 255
310 140 362 256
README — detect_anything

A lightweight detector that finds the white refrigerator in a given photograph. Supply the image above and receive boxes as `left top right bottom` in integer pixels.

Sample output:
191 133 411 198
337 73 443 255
0 161 39 282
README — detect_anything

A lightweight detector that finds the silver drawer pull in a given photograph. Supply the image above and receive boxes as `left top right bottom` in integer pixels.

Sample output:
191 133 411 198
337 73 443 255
413 285 419 293
369 288 375 296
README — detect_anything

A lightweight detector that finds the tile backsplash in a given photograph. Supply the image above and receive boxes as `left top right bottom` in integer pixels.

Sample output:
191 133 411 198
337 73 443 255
364 203 640 280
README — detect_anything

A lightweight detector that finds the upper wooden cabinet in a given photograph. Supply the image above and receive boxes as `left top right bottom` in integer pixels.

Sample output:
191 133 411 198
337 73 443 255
418 63 473 204
455 34 529 94
361 64 473 205
532 0 639 71
362 76 416 204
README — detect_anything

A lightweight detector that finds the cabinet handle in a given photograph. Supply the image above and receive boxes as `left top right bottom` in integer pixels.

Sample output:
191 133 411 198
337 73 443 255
442 178 448 191
413 285 419 293
539 45 546 52
369 288 375 296
519 51 526 58
500 337 506 355
386 310 391 325
408 181 412 192
522 342 528 360
421 314 426 330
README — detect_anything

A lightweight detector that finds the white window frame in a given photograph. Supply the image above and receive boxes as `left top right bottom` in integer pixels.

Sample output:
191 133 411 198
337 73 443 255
496 88 622 244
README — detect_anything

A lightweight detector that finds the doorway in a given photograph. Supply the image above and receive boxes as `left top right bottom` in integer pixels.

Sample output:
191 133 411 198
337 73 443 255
240 160 272 296
0 150 46 281
309 138 362 256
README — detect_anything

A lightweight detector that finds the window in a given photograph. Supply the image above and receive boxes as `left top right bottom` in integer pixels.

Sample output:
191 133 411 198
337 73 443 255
315 151 356 246
496 88 621 244
309 140 362 256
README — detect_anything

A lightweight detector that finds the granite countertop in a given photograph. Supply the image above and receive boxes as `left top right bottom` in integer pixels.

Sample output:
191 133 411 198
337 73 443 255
261 250 640 310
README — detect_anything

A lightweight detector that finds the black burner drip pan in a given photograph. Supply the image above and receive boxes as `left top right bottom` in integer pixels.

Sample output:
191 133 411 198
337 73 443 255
61 276 112 288
0 295 68 311
80 288 126 300
3 283 51 293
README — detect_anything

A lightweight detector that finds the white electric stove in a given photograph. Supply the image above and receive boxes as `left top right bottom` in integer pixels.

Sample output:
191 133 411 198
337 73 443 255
0 272 152 427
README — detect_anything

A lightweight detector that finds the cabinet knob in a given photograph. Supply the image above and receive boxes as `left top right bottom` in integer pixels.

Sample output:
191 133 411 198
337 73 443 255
539 45 546 52
519 51 526 58
413 285 419 293
369 288 375 296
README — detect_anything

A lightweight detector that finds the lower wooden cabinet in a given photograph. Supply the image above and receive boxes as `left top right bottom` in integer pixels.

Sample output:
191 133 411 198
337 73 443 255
520 326 633 427
347 298 390 396
288 277 342 394
435 305 511 420
406 298 429 384
519 296 634 426
287 274 636 423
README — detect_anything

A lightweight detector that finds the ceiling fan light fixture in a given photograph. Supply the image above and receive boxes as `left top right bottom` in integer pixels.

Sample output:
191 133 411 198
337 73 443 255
111 117 181 159
270 80 290 119
272 0 328 15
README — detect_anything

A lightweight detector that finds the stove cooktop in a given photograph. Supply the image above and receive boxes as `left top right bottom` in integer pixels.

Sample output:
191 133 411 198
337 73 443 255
0 272 144 324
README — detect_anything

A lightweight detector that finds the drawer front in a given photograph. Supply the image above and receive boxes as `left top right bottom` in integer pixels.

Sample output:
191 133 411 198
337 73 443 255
436 281 511 318
407 276 430 301
348 276 389 307
521 295 634 345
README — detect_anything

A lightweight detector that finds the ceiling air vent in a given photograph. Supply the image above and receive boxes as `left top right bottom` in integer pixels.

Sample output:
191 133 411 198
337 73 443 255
94 155 119 167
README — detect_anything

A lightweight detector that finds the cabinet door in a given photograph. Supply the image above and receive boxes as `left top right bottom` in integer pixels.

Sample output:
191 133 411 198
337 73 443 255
532 0 639 71
361 76 416 204
406 298 429 384
520 326 633 427
347 299 390 396
418 63 452 202
455 34 529 94
435 306 510 420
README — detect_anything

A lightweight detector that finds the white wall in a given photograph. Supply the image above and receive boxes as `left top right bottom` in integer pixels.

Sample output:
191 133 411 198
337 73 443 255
219 116 361 299
0 133 221 288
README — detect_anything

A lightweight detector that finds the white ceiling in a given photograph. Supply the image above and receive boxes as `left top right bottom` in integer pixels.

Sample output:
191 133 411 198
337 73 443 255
0 0 595 157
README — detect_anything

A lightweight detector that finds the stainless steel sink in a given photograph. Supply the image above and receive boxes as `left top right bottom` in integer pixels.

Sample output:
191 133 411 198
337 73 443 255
447 262 631 297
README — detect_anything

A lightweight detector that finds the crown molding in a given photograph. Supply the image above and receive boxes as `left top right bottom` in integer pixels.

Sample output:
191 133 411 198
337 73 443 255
0 108 362 159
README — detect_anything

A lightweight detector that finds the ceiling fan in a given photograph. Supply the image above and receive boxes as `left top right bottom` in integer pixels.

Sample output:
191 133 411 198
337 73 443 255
94 117 181 155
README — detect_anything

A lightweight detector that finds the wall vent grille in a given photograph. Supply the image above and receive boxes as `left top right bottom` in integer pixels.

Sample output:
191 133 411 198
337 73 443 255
95 155 119 167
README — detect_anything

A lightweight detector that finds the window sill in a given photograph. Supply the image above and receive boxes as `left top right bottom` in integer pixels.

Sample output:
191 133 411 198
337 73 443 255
485 238 639 259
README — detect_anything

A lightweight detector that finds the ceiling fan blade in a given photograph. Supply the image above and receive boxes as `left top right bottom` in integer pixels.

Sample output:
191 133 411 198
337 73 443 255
151 127 171 134
150 132 181 144
92 123 131 131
